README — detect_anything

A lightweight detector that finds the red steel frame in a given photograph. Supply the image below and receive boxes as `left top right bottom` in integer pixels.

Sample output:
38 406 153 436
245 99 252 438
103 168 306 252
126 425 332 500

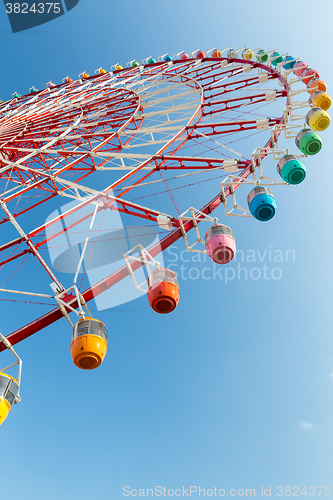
0 55 289 351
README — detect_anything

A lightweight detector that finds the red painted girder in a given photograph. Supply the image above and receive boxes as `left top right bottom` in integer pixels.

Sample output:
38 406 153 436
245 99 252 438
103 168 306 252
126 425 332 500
0 111 288 352
0 57 290 350
23 114 138 134
201 68 275 88
0 105 270 241
0 248 30 267
0 193 56 226
4 154 247 173
0 90 139 132
202 90 287 115
32 199 171 255
187 117 282 138
7 107 141 138
0 182 175 258
0 106 206 261
204 75 276 98
2 104 144 203
184 66 248 88
153 156 248 170
3 144 125 158
159 70 202 90
0 191 104 255
0 154 236 256
191 68 249 87
22 113 137 134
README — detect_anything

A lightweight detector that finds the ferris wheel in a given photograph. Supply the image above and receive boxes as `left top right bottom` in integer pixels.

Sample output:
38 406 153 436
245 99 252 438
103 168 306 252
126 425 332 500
0 46 330 424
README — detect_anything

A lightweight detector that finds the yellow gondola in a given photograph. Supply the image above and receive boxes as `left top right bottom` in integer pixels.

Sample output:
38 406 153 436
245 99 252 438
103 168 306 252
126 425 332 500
71 317 107 370
0 373 19 425
0 333 22 426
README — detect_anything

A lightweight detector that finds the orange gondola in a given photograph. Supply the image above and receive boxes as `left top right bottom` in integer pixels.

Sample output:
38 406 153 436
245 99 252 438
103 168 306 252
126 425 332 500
71 317 107 370
147 268 180 314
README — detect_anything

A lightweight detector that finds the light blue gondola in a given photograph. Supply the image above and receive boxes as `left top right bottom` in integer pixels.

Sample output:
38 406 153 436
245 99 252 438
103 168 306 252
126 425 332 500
282 56 296 70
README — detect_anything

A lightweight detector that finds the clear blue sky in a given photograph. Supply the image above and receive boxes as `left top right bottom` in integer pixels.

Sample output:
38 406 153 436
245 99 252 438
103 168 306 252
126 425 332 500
1 1 333 499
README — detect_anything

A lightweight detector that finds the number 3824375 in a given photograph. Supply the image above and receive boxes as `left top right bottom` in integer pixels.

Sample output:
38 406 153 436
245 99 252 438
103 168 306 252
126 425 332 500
5 3 61 14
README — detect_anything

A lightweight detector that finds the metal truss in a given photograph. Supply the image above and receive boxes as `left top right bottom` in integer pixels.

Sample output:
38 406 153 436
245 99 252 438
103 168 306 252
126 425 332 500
0 46 317 351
